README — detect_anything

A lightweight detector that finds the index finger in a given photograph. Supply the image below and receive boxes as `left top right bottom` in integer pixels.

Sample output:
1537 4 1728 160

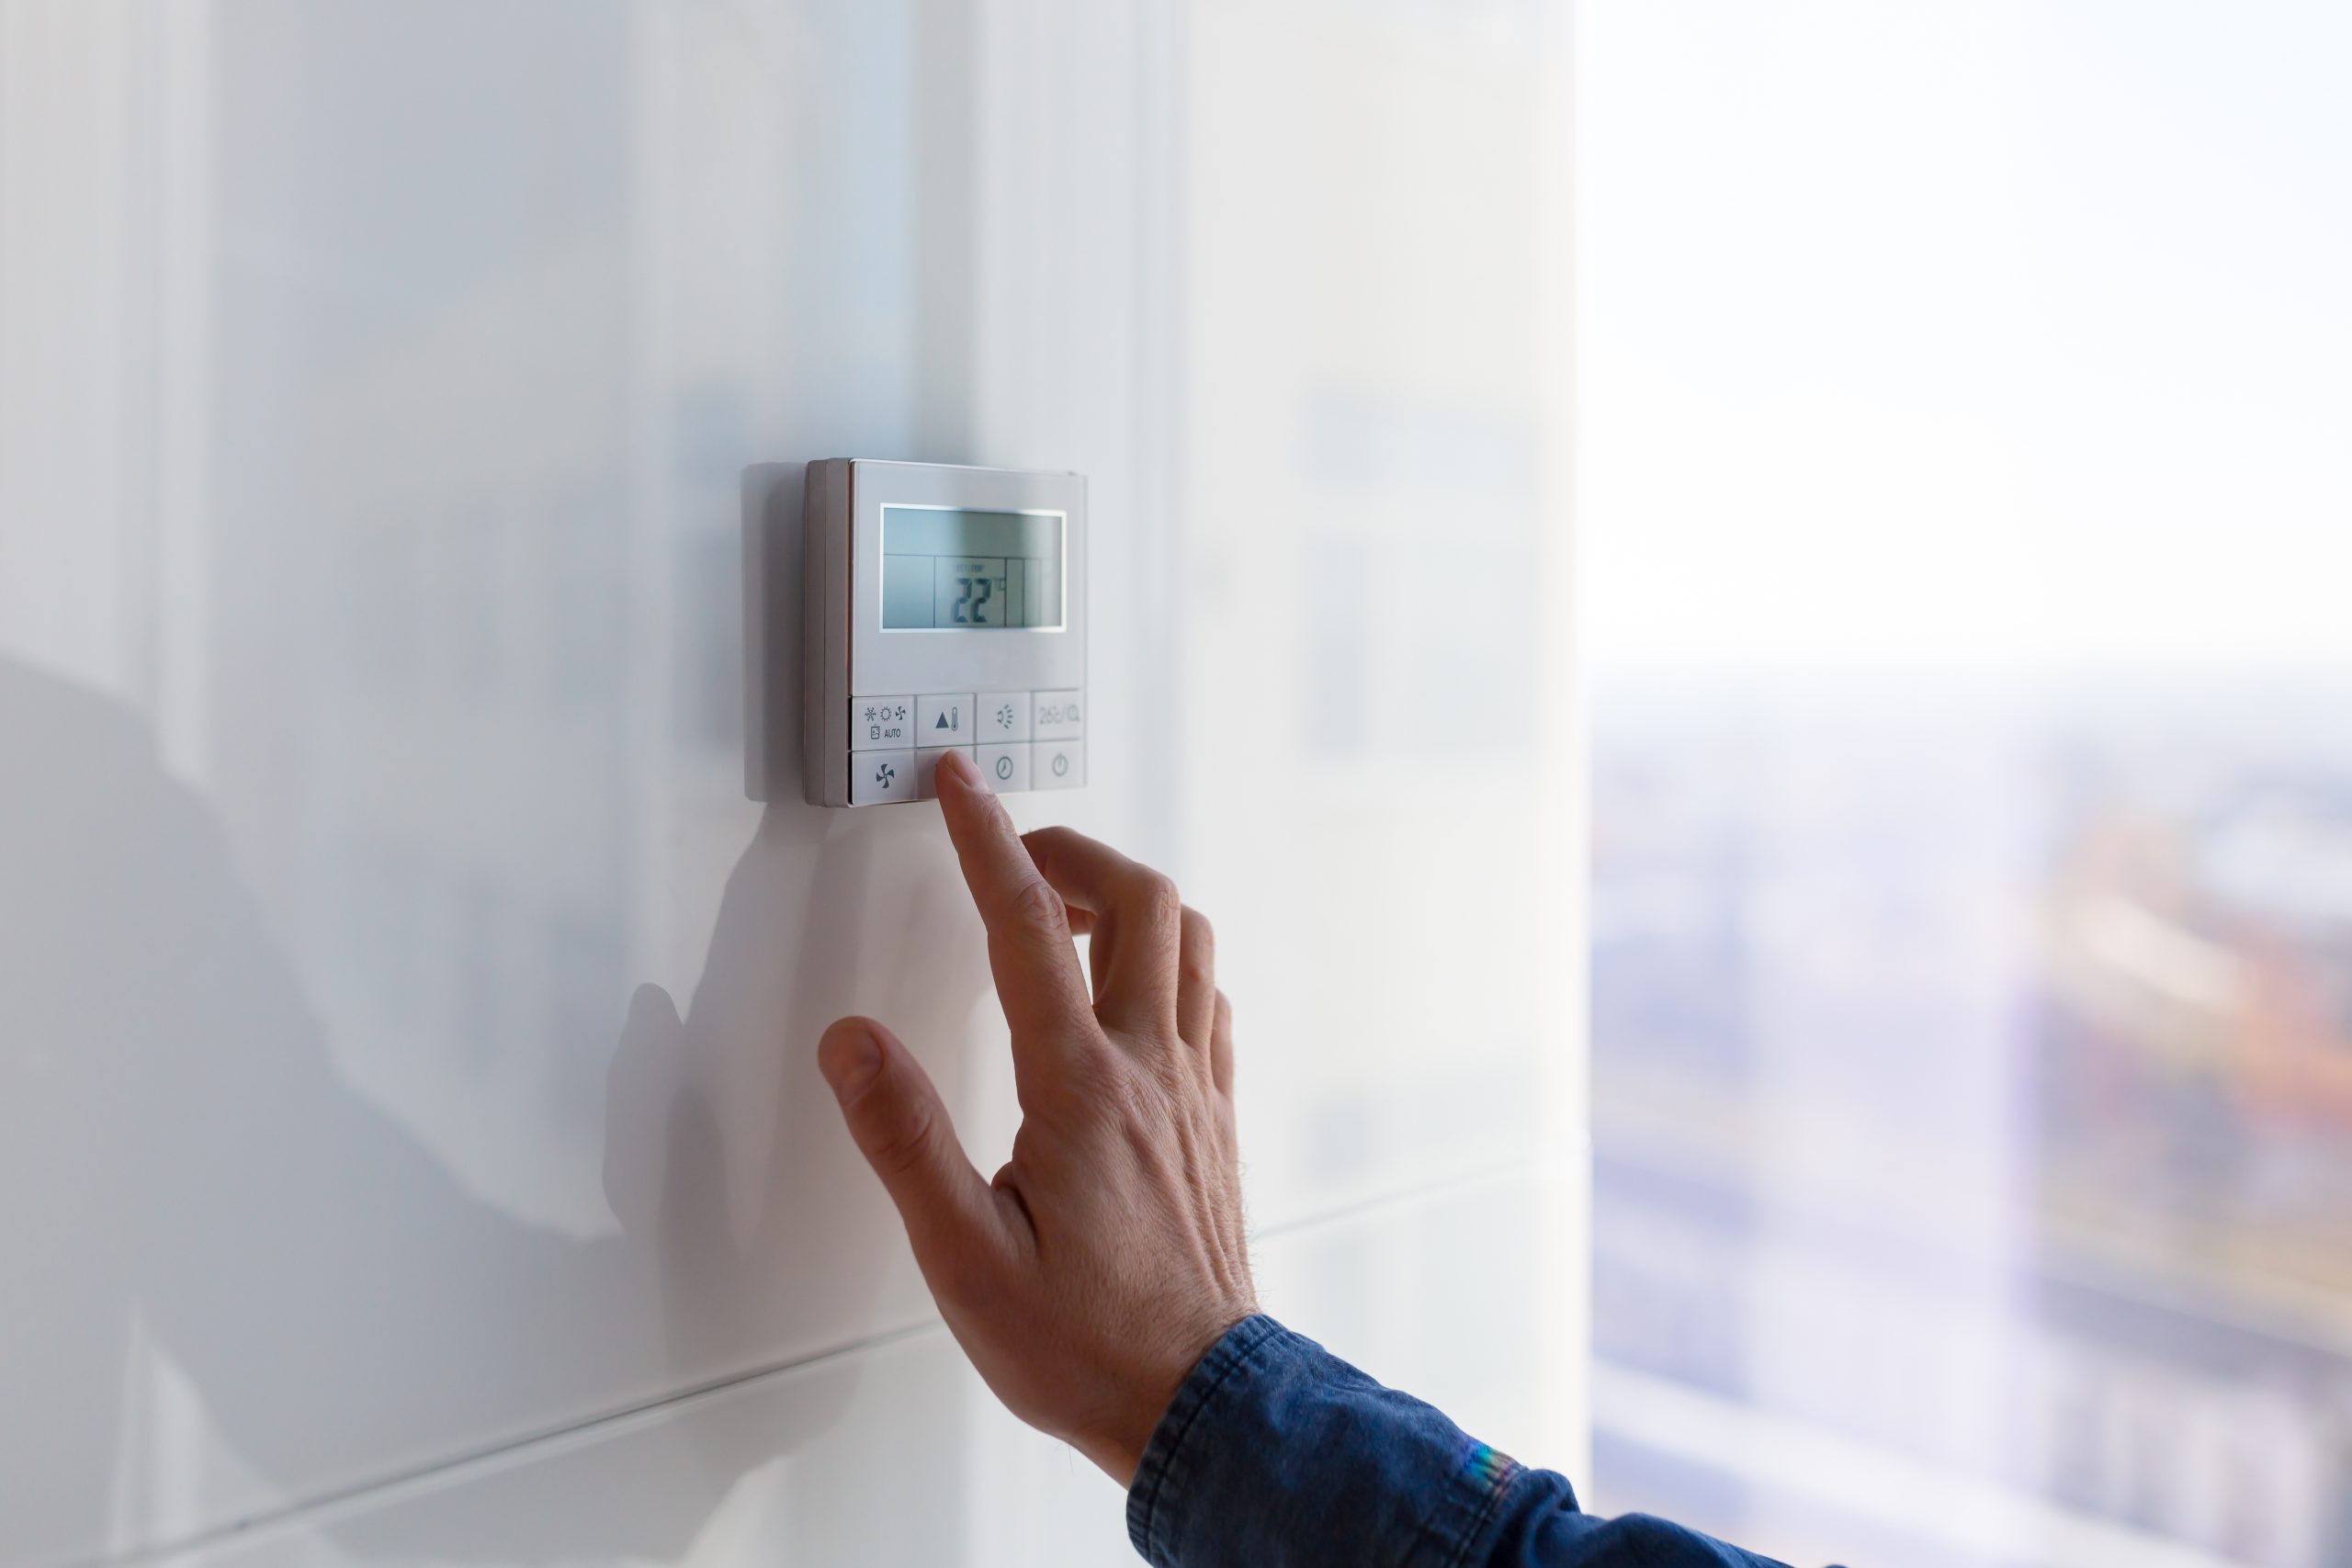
933 750 1098 1057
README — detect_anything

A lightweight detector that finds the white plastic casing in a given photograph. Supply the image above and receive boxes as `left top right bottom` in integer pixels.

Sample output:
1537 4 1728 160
799 459 1087 807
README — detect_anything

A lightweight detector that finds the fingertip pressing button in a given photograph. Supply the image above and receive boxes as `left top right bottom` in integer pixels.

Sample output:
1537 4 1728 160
916 746 977 800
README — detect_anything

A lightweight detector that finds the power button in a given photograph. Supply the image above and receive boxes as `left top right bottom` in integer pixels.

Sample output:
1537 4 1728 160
1034 740 1084 790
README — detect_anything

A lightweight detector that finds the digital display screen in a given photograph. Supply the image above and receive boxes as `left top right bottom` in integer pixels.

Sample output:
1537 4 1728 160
881 506 1065 630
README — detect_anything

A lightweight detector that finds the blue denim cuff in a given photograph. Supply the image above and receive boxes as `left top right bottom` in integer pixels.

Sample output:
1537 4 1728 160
1125 1314 1286 1566
1123 1315 1787 1568
1123 1314 1531 1568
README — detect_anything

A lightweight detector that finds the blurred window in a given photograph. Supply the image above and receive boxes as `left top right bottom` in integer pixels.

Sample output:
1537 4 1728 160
1579 6 2352 1567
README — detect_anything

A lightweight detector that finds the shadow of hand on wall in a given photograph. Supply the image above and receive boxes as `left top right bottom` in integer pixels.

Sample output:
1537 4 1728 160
352 799 994 1566
597 798 992 1459
0 655 993 1567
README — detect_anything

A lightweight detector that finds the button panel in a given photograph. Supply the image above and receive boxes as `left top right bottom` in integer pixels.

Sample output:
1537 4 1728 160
847 690 1082 805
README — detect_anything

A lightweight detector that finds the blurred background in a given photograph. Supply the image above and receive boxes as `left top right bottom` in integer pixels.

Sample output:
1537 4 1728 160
1580 6 2352 1567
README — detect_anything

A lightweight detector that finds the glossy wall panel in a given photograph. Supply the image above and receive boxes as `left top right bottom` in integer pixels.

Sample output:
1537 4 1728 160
1173 0 1582 1227
0 1 1577 1562
138 1175 1577 1568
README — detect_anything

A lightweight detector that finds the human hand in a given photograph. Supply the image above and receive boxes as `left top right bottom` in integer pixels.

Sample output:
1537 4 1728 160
817 749 1255 1484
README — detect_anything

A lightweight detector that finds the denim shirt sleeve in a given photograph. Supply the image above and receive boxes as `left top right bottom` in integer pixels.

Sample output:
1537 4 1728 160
1125 1315 1795 1568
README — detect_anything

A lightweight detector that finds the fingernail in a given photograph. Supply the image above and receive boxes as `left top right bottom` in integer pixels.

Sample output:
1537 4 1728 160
818 1021 883 1100
940 747 984 792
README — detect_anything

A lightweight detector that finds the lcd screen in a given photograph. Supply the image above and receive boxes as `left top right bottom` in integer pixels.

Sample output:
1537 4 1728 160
881 506 1065 630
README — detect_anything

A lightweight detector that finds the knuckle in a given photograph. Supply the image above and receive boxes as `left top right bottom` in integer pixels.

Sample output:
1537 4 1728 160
1021 824 1075 856
977 784 1017 829
1179 908 1216 987
864 1098 937 1179
1133 870 1183 930
1006 875 1069 936
972 790 1023 846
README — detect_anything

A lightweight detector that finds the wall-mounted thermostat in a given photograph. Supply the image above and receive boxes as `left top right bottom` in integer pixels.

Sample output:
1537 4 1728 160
802 459 1087 807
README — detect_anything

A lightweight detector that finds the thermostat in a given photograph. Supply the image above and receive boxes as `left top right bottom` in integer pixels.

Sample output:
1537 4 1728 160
802 459 1087 807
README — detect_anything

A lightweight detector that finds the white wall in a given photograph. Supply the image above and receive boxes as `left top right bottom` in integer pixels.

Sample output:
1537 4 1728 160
0 3 1580 1563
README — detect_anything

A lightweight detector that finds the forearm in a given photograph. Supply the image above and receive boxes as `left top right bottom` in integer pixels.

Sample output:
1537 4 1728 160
1125 1316 1789 1568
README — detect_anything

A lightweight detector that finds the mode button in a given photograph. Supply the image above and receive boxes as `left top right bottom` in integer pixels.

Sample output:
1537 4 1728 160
852 696 915 751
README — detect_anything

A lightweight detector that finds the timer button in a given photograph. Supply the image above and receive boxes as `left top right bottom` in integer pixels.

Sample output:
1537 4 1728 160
978 692 1032 741
978 743 1031 793
916 746 978 800
917 693 976 743
851 696 915 751
851 749 920 806
1034 739 1085 791
1033 690 1085 740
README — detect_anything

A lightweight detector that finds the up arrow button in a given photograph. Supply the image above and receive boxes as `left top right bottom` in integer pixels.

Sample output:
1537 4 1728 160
916 694 975 741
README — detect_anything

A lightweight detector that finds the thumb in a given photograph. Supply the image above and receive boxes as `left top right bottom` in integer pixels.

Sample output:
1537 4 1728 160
818 1017 998 1279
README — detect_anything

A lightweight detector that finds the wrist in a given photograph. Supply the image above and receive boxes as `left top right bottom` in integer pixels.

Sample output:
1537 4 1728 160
1085 1308 1259 1486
